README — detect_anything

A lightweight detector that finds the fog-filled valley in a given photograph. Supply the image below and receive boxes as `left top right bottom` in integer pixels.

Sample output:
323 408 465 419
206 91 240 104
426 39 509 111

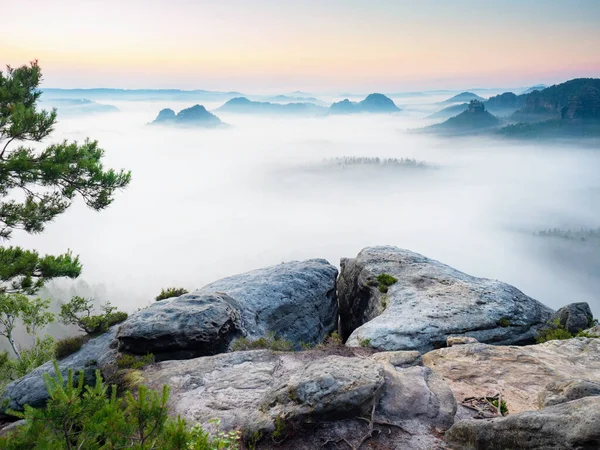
9 91 600 332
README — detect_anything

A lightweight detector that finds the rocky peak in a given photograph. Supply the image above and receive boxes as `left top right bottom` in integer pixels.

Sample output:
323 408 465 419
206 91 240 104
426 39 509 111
467 100 486 113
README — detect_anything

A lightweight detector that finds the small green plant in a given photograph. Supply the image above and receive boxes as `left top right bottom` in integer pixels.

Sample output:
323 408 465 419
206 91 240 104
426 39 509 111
231 332 294 352
156 287 189 301
575 330 594 338
117 353 155 370
60 296 128 335
497 318 511 327
54 335 89 359
208 418 242 449
271 416 288 443
487 397 509 415
380 294 389 310
246 430 264 450
359 337 372 347
376 273 398 293
300 342 313 350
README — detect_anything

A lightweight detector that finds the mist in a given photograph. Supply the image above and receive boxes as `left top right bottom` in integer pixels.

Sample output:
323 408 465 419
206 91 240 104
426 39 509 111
10 95 600 321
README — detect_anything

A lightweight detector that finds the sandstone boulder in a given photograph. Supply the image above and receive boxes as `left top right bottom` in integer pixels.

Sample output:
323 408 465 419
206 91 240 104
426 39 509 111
550 302 594 334
142 348 457 449
197 259 338 346
446 396 600 450
117 293 243 360
339 246 553 352
423 338 600 413
538 378 600 408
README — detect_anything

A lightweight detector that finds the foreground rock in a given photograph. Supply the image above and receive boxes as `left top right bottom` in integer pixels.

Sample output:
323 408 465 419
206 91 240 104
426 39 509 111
197 259 338 346
339 246 553 352
1 328 118 416
583 325 600 337
550 302 594 334
446 396 600 450
538 378 600 408
142 348 456 449
117 294 243 360
423 338 600 413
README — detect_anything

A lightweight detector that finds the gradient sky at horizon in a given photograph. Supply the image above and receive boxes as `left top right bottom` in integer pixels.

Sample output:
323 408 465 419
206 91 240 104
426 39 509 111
2 0 599 93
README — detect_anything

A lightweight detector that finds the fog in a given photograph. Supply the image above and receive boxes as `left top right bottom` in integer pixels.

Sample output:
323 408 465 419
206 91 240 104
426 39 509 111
10 95 600 320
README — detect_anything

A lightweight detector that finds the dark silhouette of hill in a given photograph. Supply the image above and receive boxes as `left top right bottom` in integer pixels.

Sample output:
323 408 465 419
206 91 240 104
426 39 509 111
329 93 400 114
512 78 600 122
500 79 600 138
151 105 224 127
427 101 500 134
484 92 527 117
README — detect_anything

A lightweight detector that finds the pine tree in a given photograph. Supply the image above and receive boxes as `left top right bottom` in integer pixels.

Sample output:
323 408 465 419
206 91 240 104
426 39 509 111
0 60 131 294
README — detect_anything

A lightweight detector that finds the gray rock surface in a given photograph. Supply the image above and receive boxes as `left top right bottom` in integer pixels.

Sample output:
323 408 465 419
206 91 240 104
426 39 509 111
1 328 118 416
117 293 243 360
261 355 384 421
583 325 600 337
339 246 553 352
142 348 456 449
538 378 600 408
0 419 25 437
445 396 600 450
550 302 594 334
197 259 338 346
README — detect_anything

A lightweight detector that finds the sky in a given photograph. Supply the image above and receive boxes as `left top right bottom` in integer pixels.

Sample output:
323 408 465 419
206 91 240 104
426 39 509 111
1 0 600 93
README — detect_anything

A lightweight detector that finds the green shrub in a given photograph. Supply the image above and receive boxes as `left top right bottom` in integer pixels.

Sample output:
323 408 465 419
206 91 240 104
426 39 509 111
315 330 343 349
116 353 155 370
488 397 509 415
536 319 577 343
359 337 372 347
0 361 241 450
156 287 189 301
230 333 294 352
60 297 128 335
55 335 89 359
376 273 398 293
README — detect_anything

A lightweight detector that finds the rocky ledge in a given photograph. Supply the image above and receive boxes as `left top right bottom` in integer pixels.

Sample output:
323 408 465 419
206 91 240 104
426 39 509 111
2 246 599 449
339 246 553 351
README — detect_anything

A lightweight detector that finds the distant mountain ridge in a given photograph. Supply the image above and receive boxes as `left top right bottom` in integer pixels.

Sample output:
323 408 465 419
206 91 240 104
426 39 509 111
215 93 400 116
216 97 326 115
39 98 119 116
329 93 400 114
520 84 547 95
151 104 224 127
438 92 485 105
